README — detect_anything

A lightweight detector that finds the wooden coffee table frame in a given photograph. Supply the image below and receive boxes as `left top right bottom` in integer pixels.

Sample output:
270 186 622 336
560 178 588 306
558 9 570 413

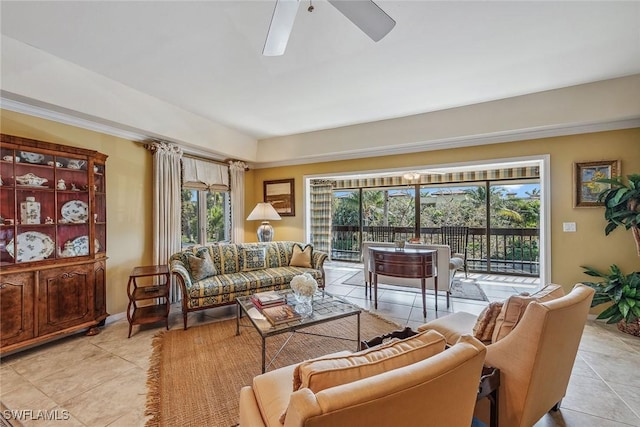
236 290 361 373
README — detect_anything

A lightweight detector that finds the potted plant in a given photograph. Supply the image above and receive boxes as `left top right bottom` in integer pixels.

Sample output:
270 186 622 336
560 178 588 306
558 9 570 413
582 265 640 336
597 173 640 256
582 173 640 336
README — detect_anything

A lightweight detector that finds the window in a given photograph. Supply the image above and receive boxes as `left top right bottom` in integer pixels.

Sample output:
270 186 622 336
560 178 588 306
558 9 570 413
180 156 231 247
181 189 230 247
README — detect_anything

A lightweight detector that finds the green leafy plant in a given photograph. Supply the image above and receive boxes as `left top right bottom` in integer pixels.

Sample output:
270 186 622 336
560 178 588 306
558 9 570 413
582 265 640 324
597 174 640 256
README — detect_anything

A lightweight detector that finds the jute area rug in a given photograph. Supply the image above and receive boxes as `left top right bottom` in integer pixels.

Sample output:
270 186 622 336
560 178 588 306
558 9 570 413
146 311 401 427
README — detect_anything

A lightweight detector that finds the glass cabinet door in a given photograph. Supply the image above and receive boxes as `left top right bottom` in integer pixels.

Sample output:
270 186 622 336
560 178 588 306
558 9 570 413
93 162 107 255
56 155 91 259
0 148 18 266
0 144 106 265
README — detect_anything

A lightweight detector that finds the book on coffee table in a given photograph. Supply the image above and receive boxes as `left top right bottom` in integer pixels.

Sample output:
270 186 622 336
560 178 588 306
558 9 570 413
261 304 301 326
251 291 285 309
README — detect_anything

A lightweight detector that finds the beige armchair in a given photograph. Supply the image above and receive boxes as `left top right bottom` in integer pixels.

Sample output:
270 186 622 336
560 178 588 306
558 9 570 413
362 241 457 308
239 333 487 427
418 283 595 427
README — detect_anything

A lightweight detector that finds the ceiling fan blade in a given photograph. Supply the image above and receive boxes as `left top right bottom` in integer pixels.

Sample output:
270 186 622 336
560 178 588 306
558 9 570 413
328 0 395 42
263 0 300 56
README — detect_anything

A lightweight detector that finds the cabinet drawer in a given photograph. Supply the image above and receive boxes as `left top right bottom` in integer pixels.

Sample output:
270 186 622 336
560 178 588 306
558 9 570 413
375 262 425 277
373 252 425 264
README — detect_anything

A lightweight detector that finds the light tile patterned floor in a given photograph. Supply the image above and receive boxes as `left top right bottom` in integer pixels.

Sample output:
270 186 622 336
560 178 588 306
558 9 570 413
1 261 639 426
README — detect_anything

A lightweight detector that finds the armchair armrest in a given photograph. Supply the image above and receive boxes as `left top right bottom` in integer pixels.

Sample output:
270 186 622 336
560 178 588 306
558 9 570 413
239 386 267 427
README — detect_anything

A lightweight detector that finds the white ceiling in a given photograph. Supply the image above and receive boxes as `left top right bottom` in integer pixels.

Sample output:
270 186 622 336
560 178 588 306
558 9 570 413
1 1 640 155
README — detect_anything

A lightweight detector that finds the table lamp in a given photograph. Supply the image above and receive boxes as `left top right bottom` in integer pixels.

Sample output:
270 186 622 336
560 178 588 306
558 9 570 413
246 202 281 242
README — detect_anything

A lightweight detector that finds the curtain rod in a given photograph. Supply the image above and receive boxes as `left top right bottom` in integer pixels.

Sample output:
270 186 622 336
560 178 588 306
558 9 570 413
142 140 250 170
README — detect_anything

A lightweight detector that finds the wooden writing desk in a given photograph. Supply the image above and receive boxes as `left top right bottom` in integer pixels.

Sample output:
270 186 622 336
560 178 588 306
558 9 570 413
370 247 437 318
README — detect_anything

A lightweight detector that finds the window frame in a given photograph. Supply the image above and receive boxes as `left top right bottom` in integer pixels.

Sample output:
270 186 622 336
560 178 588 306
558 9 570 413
181 188 230 248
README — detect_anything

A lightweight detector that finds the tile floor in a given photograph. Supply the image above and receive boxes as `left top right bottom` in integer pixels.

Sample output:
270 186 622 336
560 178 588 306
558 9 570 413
1 261 639 426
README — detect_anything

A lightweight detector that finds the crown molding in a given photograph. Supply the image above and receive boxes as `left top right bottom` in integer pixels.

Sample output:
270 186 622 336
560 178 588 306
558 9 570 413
1 94 251 165
1 94 151 142
253 117 640 169
3 93 637 169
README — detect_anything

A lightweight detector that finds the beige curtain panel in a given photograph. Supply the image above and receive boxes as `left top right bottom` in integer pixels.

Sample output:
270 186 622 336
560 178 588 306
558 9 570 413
229 161 247 243
146 140 183 303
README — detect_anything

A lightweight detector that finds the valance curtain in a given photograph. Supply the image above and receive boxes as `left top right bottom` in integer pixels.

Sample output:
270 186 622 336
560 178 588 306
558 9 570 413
182 157 229 191
309 179 334 255
333 166 540 189
229 161 248 243
146 140 183 303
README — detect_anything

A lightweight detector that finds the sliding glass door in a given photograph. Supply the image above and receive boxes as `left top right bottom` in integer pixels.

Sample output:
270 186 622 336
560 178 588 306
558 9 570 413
330 179 540 276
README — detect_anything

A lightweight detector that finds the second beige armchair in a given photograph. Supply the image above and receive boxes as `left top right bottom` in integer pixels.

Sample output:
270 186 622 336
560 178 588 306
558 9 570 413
418 283 595 427
239 332 487 427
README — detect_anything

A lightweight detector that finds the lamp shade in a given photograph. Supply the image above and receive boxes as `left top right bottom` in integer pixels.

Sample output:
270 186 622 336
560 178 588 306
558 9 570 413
246 202 282 221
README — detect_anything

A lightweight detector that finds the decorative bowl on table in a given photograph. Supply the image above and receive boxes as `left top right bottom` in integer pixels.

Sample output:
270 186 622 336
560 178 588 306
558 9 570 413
15 173 48 187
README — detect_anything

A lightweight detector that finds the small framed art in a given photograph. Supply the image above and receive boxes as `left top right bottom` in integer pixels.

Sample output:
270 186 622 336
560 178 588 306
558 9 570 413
574 160 620 207
264 178 295 216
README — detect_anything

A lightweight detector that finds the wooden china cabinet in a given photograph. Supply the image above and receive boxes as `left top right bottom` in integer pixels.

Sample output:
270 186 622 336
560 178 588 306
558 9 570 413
0 134 108 355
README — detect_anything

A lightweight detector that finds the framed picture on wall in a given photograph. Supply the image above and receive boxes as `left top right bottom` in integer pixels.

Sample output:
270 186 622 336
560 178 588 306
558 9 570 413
574 160 620 207
264 178 295 216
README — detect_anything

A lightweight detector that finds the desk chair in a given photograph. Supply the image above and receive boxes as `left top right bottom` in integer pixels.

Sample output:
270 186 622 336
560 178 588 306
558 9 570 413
440 226 469 278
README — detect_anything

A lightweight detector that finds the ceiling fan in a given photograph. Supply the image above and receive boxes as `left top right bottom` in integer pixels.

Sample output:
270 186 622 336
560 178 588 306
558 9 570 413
263 0 396 56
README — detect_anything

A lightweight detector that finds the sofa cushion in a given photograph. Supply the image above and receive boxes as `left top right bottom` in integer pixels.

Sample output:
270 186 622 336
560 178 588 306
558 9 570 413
289 243 313 268
242 247 267 271
186 249 217 281
184 267 324 309
472 302 503 343
293 329 446 394
492 284 565 342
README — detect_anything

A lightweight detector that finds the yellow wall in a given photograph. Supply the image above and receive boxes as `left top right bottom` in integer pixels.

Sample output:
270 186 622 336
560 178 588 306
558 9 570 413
1 110 153 315
249 128 640 292
3 107 639 315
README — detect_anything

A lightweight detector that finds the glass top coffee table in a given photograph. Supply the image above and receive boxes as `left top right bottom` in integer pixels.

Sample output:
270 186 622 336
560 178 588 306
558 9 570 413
236 290 361 373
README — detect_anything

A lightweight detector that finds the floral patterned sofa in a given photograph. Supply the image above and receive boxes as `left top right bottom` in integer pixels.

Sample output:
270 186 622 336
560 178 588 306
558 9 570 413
170 241 327 329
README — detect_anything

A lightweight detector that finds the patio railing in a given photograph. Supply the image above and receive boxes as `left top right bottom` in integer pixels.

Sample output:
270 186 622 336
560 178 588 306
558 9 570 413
331 225 539 276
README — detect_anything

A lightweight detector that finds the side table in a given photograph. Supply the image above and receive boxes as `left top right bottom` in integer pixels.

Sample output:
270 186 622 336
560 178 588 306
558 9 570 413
127 265 170 338
477 366 500 427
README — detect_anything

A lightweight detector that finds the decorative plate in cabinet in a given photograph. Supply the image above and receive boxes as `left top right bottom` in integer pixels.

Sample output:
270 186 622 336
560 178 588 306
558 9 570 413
7 231 55 262
61 200 89 223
